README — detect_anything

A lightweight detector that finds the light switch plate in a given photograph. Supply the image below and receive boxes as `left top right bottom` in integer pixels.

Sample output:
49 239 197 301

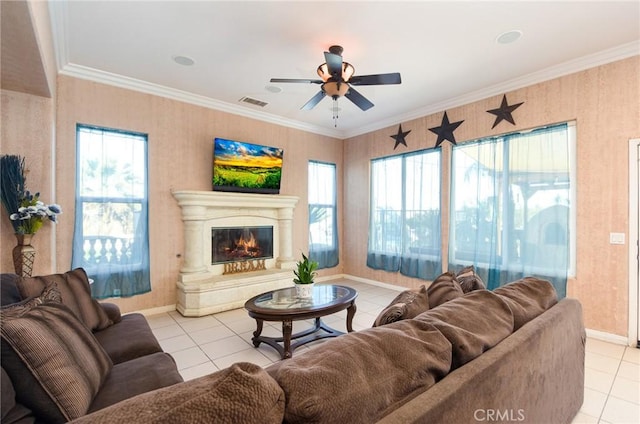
609 232 625 245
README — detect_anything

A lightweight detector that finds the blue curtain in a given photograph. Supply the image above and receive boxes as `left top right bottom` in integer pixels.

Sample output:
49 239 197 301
449 123 572 297
368 149 442 280
72 125 151 299
308 161 339 269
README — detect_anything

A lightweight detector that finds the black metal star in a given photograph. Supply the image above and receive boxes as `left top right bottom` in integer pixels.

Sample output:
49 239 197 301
429 111 464 147
390 124 411 150
487 94 524 129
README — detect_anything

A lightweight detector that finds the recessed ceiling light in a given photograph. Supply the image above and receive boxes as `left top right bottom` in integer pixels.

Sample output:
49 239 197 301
496 30 523 45
265 85 282 93
172 55 195 66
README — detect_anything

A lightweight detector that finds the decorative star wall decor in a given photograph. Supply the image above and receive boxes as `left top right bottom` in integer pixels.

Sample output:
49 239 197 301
429 111 464 147
487 94 524 129
390 124 411 150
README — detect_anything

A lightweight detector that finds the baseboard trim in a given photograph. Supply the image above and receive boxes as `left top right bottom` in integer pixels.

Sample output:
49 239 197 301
132 304 177 316
585 328 631 346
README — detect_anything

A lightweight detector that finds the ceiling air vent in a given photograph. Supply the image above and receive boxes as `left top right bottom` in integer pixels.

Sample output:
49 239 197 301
239 96 268 107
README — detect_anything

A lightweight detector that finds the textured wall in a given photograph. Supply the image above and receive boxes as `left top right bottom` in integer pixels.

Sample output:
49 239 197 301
343 56 640 337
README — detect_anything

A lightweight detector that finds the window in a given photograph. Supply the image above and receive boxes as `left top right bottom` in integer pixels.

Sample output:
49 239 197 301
449 122 575 296
368 149 441 279
308 161 338 269
72 125 150 299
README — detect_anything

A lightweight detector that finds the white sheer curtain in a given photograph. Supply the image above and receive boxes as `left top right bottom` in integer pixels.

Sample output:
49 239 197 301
72 125 150 299
449 123 573 297
368 149 442 279
308 161 338 269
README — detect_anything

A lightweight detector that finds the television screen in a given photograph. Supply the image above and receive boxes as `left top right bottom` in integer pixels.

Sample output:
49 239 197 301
213 138 284 194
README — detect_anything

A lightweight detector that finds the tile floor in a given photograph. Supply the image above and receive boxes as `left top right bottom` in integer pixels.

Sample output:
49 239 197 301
145 278 640 424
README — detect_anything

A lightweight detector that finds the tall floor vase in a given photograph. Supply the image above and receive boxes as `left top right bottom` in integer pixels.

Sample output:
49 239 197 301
12 234 35 277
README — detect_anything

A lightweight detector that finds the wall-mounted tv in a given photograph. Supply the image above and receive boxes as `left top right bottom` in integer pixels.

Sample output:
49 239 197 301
213 137 284 194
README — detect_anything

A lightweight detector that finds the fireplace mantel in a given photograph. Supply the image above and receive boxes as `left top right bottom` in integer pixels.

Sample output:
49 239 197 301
172 190 299 316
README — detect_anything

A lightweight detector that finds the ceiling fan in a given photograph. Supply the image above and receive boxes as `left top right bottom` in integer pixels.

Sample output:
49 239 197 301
270 45 401 112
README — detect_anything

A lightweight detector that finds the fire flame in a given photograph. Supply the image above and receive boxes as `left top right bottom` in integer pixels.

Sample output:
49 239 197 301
236 232 259 254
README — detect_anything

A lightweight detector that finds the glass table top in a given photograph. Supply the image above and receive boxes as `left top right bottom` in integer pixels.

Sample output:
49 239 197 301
252 285 354 311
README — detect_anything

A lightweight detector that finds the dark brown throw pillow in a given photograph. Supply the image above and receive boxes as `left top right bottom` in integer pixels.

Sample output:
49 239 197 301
71 362 285 424
456 265 486 293
493 277 558 330
1 284 113 423
372 285 429 327
17 268 112 331
427 271 464 309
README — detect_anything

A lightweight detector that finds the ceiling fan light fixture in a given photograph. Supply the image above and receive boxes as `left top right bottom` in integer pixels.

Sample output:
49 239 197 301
322 81 350 98
317 62 355 82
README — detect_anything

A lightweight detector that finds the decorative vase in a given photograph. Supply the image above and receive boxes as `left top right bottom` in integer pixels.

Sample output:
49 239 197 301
12 234 36 277
294 282 315 299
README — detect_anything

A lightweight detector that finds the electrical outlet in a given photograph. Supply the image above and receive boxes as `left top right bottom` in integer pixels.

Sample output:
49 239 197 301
609 233 625 245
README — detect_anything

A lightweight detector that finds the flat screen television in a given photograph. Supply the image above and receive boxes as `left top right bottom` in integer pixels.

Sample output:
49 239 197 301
212 137 284 194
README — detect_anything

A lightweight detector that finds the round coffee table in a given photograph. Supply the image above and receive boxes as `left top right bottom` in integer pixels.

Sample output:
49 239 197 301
244 285 357 359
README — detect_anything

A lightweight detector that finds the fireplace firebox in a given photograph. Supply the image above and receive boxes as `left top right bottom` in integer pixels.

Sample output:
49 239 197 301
211 226 274 264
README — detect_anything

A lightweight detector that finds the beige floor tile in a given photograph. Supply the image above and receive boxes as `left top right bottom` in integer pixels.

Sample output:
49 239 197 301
188 325 236 345
159 334 197 354
200 335 253 360
152 323 187 341
601 395 640 423
179 361 219 381
580 387 608 418
610 376 640 404
586 338 626 360
622 347 640 365
585 367 616 394
171 346 211 370
145 313 177 329
214 308 251 324
586 351 623 375
176 315 223 333
224 317 259 334
570 411 599 423
618 361 640 382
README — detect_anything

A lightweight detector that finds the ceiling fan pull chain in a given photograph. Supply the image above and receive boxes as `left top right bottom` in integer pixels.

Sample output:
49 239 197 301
333 99 339 127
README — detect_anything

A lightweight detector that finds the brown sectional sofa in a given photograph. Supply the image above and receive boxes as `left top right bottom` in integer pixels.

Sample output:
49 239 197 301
1 270 183 423
1 271 585 423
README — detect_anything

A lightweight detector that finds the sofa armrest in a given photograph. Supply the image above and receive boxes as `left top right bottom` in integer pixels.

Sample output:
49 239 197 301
99 303 122 324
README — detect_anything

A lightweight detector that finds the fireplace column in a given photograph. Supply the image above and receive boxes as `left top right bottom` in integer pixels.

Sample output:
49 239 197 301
277 207 296 269
180 205 207 274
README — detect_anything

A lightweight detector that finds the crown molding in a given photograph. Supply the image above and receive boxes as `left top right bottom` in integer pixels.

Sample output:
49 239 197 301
343 41 640 139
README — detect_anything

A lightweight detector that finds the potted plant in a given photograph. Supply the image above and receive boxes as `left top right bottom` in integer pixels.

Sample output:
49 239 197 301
293 252 318 298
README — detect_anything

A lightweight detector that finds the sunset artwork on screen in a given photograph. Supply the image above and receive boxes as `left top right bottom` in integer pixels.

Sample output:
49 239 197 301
212 138 284 194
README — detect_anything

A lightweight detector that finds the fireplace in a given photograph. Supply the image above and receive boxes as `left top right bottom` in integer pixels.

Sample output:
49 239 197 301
211 226 273 264
172 190 299 316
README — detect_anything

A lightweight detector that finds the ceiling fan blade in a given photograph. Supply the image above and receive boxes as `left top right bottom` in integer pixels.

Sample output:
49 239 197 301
345 86 374 111
301 91 326 110
324 51 343 78
349 73 402 85
270 78 323 84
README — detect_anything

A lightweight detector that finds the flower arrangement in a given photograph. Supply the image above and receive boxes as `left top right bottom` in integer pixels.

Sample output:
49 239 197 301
1 155 62 235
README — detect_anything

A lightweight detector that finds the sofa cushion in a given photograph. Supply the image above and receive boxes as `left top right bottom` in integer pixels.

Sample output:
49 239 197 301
0 285 113 423
88 351 183 412
266 319 452 424
456 265 486 293
493 277 558 330
427 271 464 308
1 367 35 424
17 268 112 331
372 285 429 327
414 290 514 370
74 362 284 424
92 312 163 364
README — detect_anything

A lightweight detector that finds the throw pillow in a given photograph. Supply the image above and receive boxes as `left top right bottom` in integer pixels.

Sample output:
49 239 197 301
1 284 113 423
267 319 452 424
493 277 558 330
372 285 429 327
456 265 486 293
71 362 285 424
17 267 112 331
427 271 464 309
